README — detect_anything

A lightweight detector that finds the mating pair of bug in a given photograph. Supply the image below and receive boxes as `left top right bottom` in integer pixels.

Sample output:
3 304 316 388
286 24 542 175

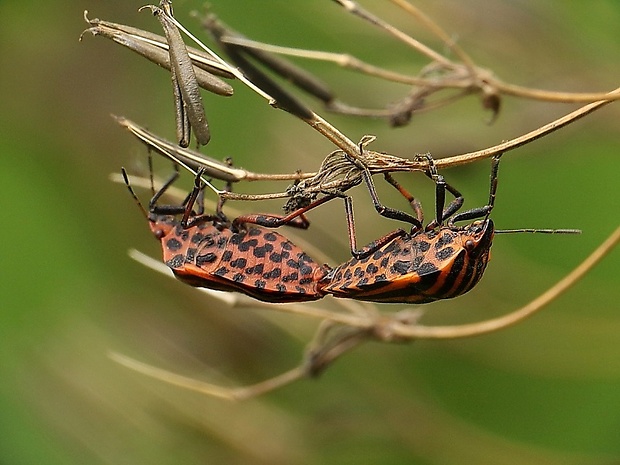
124 153 577 306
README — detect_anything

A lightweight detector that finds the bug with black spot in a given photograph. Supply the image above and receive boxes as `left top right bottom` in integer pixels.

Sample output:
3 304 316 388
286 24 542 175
318 155 580 303
122 167 331 303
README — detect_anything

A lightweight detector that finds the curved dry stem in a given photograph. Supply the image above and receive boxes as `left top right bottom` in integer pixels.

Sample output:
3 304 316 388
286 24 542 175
333 0 451 67
386 226 620 340
388 0 476 71
109 351 307 401
434 86 620 169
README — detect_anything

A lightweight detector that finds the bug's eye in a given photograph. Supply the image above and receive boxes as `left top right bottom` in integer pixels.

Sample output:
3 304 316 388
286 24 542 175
464 239 475 252
154 228 166 240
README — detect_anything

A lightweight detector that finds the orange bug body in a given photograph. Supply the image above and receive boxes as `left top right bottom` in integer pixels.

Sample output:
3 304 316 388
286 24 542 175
150 215 329 303
319 220 494 303
123 169 330 303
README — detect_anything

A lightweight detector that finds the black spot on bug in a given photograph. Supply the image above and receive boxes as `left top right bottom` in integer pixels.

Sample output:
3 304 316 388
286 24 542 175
263 268 282 279
185 248 197 262
191 233 204 244
372 250 384 260
356 277 369 286
435 233 454 248
417 261 438 276
281 242 293 251
166 254 185 268
253 246 266 258
246 264 264 275
216 237 227 249
221 250 233 262
282 272 298 283
196 252 217 266
299 277 313 285
269 252 283 263
238 239 259 252
353 267 364 278
286 259 300 269
343 269 353 280
230 257 247 268
202 235 216 247
391 261 410 275
413 255 424 268
248 228 262 236
214 267 228 276
374 273 387 282
230 233 245 245
435 247 455 261
255 279 266 289
417 240 431 252
295 286 307 294
380 256 389 268
264 232 278 242
280 250 290 259
232 273 245 283
366 263 379 274
300 265 314 276
166 238 183 251
276 284 287 292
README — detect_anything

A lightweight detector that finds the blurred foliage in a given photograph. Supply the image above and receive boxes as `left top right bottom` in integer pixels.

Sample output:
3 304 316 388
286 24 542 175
0 1 618 464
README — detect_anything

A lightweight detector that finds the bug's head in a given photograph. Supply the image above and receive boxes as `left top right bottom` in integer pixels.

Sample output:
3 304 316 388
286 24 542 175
460 218 495 260
147 212 179 241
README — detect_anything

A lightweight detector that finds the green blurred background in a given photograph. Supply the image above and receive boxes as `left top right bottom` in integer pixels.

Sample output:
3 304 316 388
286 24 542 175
1 1 619 464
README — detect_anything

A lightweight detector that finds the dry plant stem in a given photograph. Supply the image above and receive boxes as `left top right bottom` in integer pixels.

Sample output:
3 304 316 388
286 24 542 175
224 88 620 202
333 0 450 66
387 226 620 340
388 0 476 71
109 351 306 401
116 82 618 213
435 87 620 169
337 0 620 104
114 116 314 184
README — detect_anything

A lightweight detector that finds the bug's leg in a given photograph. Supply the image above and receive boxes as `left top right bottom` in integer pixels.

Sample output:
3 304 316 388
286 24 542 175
415 154 464 230
341 194 408 259
360 168 423 228
382 172 424 225
231 192 340 232
448 154 502 225
143 165 192 217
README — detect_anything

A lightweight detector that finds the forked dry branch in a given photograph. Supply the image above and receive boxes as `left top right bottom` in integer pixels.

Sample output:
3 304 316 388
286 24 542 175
205 0 620 123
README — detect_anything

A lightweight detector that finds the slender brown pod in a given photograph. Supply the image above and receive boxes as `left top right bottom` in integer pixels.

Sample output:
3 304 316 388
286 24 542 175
141 1 211 146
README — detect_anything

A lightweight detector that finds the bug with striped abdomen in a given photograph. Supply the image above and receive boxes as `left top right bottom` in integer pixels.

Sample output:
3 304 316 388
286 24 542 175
122 167 330 303
319 155 578 303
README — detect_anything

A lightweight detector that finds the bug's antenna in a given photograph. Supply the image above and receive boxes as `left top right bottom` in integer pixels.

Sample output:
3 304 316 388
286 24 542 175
121 168 149 220
495 228 582 234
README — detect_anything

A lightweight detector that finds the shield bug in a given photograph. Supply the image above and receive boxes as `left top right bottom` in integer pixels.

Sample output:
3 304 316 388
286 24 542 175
122 167 330 303
319 155 580 303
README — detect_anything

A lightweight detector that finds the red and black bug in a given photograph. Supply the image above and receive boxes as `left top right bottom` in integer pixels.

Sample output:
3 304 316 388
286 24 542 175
318 154 579 303
317 155 500 303
122 168 330 303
